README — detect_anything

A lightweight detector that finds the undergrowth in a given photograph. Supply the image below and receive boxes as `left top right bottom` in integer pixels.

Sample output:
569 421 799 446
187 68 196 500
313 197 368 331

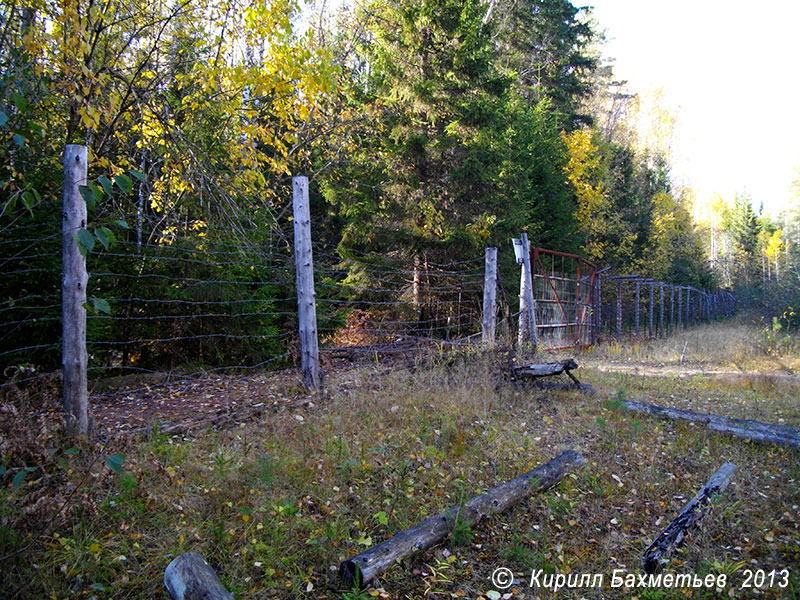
1 320 799 599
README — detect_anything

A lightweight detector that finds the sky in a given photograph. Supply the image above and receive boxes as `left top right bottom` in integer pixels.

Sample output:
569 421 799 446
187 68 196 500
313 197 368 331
587 0 800 218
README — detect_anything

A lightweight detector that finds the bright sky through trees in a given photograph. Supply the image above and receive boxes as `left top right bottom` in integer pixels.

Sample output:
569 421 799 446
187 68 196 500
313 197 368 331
589 0 800 216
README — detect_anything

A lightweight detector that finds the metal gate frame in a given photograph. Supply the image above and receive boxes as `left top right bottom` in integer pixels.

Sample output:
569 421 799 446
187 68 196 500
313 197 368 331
531 248 597 350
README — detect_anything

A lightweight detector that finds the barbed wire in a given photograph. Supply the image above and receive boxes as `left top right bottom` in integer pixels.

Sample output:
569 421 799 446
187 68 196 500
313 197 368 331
2 212 490 397
91 271 290 286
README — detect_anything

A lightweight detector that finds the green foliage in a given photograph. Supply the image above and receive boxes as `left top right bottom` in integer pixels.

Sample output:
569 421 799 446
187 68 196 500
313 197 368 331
0 0 725 379
494 0 597 129
105 453 125 474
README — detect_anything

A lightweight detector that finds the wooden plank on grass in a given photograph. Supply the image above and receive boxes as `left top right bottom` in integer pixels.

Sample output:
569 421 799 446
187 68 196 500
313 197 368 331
642 462 736 573
513 359 579 379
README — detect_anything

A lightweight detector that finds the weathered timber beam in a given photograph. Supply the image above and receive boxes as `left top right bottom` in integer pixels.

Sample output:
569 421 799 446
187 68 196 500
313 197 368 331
642 462 736 573
165 552 234 600
621 401 800 450
513 359 579 378
338 450 586 588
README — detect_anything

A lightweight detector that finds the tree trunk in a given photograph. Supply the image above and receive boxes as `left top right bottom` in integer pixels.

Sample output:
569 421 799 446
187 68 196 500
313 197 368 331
642 462 736 573
338 450 585 588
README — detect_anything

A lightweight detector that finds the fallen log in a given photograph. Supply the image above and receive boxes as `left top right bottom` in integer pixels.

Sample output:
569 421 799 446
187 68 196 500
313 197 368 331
513 359 583 387
642 462 736 573
621 400 800 450
164 552 234 600
338 449 585 588
513 359 578 379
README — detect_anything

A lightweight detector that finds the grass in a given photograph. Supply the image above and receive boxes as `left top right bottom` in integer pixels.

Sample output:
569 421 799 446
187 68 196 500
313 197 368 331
1 317 799 599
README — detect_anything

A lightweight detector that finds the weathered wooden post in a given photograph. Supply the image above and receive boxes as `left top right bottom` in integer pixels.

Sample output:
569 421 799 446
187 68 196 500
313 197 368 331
704 292 709 321
677 286 683 329
686 288 691 327
648 282 654 337
659 284 664 337
517 234 537 350
595 275 602 340
62 144 89 436
616 279 622 339
482 247 497 348
292 176 322 391
670 285 675 332
634 280 640 336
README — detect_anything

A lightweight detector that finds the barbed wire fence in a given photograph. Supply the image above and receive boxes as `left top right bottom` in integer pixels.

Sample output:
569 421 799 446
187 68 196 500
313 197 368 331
597 275 736 340
1 153 737 434
0 165 499 422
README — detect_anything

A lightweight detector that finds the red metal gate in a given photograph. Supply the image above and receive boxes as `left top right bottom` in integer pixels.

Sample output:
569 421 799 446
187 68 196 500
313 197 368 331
532 248 597 350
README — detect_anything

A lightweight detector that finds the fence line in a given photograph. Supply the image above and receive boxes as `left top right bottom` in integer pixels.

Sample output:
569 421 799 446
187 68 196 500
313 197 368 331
598 275 735 339
1 148 737 433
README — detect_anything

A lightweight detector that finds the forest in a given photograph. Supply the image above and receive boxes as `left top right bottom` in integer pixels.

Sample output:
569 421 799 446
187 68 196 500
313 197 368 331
2 2 800 599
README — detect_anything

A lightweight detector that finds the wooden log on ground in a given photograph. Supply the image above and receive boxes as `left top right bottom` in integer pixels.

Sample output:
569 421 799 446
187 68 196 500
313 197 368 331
642 462 736 573
338 450 585 588
165 552 234 600
621 400 800 450
513 359 580 384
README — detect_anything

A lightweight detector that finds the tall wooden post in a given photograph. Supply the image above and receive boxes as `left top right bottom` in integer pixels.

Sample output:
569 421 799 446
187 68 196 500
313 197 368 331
482 247 497 347
616 279 622 339
517 234 537 350
659 284 665 337
670 285 675 332
412 255 421 325
596 276 602 340
648 282 654 337
677 287 683 329
686 288 691 327
634 280 640 336
292 176 322 391
62 144 89 436
518 252 529 346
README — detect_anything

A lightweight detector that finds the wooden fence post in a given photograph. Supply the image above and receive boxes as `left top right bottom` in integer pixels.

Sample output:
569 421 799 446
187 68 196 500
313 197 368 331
517 248 529 346
648 282 654 337
292 176 322 391
634 280 640 336
686 288 691 327
616 279 622 339
518 233 537 350
482 247 497 348
596 276 602 340
659 284 664 337
670 285 675 332
62 144 89 436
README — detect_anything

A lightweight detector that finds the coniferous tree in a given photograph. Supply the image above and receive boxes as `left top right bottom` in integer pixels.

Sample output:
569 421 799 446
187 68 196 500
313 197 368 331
346 0 511 258
493 0 597 129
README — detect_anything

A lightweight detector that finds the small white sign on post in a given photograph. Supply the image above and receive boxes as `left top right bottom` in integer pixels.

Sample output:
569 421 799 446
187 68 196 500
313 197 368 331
512 238 524 264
